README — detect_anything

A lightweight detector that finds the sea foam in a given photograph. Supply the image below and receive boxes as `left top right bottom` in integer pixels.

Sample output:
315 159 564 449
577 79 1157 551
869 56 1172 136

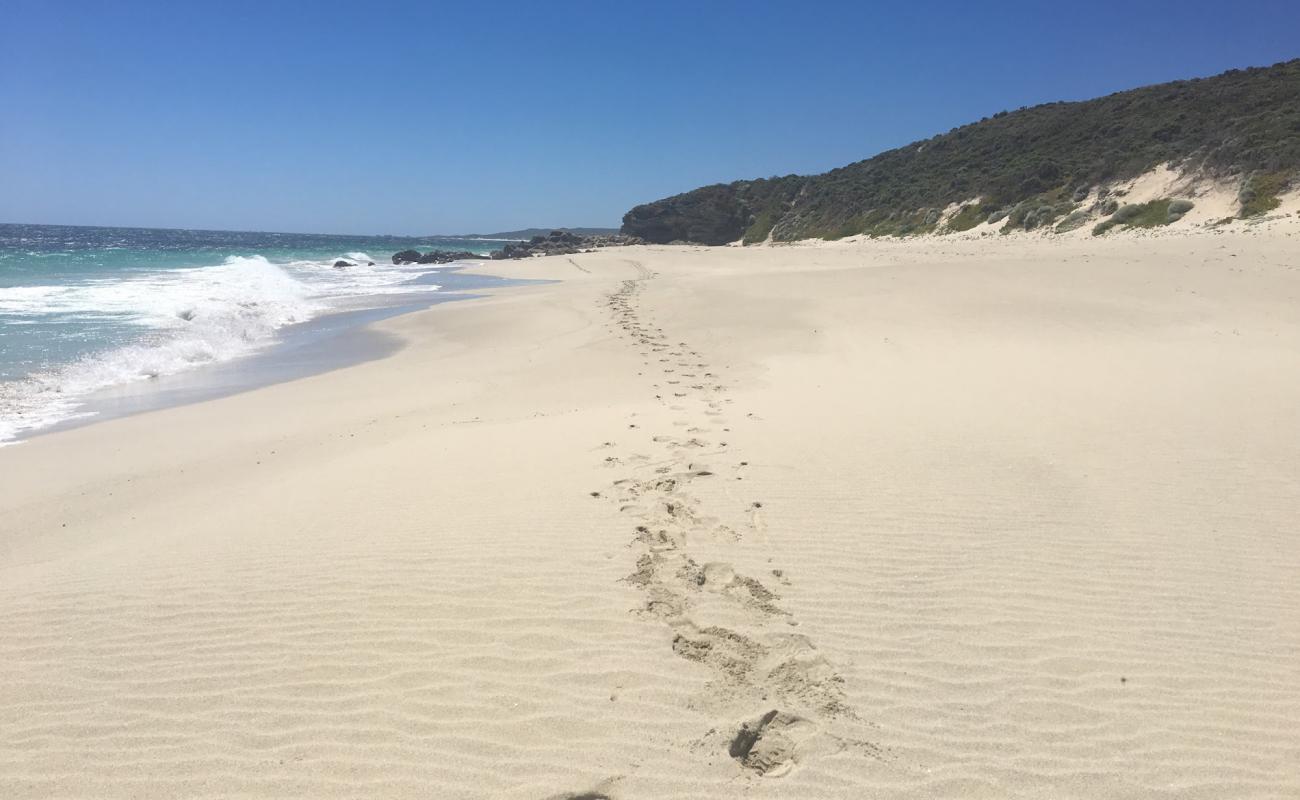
0 252 447 444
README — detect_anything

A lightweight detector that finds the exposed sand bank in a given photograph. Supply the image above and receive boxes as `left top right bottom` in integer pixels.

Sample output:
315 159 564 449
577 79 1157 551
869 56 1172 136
3 227 1299 798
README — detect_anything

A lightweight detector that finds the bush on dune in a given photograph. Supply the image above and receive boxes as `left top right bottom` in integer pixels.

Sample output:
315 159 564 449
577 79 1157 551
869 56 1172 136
1092 198 1194 235
623 60 1300 243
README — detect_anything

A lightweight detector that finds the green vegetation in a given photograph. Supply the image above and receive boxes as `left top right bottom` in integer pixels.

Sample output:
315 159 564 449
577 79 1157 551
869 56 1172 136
623 60 1300 244
1055 209 1091 232
1092 198 1195 235
738 176 805 243
741 208 778 244
946 203 991 232
1238 171 1288 217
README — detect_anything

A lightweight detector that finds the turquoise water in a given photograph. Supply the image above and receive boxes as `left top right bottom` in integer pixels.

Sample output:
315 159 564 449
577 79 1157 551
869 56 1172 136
0 223 506 443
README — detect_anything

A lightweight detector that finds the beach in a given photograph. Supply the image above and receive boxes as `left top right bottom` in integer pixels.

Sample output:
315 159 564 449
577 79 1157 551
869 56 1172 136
3 228 1299 797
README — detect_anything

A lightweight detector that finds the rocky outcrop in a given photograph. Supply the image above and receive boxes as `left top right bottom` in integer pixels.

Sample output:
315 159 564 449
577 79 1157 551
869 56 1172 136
333 260 354 268
622 176 805 246
391 231 641 266
488 230 642 260
391 249 483 265
623 184 759 246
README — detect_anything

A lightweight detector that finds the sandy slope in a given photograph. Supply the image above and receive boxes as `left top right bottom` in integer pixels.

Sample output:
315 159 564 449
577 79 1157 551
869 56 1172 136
2 226 1299 798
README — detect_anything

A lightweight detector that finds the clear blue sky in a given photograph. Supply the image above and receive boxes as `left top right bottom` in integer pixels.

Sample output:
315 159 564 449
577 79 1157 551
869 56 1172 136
3 0 1297 235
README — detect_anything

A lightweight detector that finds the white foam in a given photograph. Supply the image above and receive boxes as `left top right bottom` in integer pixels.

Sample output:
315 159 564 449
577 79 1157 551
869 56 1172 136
0 252 459 444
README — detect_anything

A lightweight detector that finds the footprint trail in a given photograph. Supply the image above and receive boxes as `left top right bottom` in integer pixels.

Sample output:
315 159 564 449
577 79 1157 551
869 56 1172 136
594 260 878 778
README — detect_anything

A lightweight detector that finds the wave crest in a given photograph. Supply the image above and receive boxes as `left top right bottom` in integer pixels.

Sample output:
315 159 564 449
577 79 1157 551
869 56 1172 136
0 256 321 443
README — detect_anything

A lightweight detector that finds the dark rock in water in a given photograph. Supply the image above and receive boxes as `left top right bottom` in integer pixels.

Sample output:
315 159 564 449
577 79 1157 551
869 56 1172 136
421 250 480 264
391 249 483 265
333 260 354 268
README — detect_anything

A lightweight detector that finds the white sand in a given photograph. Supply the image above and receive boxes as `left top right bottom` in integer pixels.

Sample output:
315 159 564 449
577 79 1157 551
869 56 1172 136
3 226 1299 798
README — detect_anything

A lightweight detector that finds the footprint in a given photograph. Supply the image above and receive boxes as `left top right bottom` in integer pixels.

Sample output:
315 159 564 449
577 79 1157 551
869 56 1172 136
671 624 764 681
546 775 623 800
729 710 816 778
697 562 786 615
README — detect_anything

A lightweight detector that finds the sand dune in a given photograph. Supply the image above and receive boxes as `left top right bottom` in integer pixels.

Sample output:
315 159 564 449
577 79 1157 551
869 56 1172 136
3 225 1299 797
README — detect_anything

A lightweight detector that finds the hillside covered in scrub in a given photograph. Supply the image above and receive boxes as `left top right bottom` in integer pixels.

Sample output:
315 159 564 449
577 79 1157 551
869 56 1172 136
621 60 1300 244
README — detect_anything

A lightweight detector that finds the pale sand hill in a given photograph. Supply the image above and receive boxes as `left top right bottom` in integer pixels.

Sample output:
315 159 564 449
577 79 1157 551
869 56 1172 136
2 227 1299 798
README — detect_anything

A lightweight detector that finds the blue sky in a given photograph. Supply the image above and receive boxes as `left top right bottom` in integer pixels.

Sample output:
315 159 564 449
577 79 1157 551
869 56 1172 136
3 0 1297 235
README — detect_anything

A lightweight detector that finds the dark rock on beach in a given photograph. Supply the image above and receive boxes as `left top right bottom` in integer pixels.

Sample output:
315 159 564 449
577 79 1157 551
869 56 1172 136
391 249 484 265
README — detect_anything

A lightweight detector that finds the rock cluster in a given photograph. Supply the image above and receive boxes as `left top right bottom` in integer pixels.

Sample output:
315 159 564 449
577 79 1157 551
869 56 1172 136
391 231 641 266
391 249 483 265
488 230 642 260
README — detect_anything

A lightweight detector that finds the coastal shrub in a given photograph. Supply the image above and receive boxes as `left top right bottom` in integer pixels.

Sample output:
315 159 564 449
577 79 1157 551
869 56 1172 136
742 210 778 244
997 197 1073 232
1029 205 1061 229
1238 171 1287 217
1166 198 1195 222
825 220 861 240
622 59 1300 243
1055 209 1091 232
1092 199 1182 234
946 203 989 232
1127 200 1175 228
1005 202 1033 229
1112 204 1144 223
849 207 942 238
886 208 941 237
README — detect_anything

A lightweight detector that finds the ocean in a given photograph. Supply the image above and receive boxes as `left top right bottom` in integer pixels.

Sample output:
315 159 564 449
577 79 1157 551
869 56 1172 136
0 223 512 444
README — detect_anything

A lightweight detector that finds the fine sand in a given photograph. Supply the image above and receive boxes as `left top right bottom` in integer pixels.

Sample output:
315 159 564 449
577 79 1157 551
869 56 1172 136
3 225 1299 798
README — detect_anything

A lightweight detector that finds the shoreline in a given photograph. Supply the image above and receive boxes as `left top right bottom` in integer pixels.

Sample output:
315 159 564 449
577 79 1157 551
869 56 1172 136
2 231 1298 797
2 263 547 446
